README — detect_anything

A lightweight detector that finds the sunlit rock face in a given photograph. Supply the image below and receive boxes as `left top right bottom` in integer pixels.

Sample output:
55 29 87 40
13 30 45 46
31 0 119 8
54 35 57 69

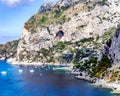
5 0 120 65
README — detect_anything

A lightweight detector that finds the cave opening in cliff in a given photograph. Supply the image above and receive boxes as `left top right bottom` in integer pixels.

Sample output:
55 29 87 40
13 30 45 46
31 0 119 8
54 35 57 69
55 30 64 39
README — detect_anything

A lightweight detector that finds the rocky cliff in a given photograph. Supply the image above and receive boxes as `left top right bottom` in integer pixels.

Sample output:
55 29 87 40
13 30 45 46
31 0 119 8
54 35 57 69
99 23 120 80
0 40 19 60
6 0 120 66
109 24 120 64
92 24 120 93
0 0 120 93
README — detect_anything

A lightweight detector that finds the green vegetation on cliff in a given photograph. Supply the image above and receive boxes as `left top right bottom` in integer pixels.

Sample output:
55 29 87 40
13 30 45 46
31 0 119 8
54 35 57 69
0 40 19 59
92 54 111 77
73 27 115 78
25 7 71 31
101 27 116 43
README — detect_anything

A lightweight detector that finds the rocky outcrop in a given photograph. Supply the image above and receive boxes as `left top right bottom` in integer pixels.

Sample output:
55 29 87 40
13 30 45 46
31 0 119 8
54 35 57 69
0 40 19 60
38 0 85 14
8 0 120 65
90 23 120 94
109 24 120 64
38 2 55 14
99 23 120 64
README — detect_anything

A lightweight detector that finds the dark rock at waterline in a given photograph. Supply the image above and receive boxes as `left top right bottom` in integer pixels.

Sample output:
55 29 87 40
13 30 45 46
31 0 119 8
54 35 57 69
74 76 96 83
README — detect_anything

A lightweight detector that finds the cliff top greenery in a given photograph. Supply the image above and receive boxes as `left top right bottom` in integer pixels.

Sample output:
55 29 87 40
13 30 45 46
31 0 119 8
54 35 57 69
24 1 91 31
25 6 71 31
24 0 109 32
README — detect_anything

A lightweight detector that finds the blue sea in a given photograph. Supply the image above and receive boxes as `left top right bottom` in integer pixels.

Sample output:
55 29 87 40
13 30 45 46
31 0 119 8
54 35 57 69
0 60 119 96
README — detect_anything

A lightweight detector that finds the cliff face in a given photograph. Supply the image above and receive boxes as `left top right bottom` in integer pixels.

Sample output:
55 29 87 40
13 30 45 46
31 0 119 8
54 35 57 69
0 0 119 92
38 2 55 14
92 24 120 86
109 24 120 64
38 0 85 14
7 0 120 65
99 23 120 65
0 40 19 60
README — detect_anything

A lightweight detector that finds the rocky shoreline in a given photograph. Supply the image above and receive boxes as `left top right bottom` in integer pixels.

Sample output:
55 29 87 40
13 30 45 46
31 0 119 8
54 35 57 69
0 0 120 95
5 57 120 94
4 58 120 94
71 69 96 83
71 69 120 94
95 79 120 94
7 58 73 68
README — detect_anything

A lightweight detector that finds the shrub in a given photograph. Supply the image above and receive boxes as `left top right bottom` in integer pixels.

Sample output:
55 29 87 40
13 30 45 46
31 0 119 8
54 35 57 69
73 49 83 64
87 6 95 12
93 54 112 77
101 0 108 5
62 15 67 23
56 42 66 50
40 16 48 23
101 27 116 43
80 37 94 43
96 34 100 41
24 22 30 30
24 16 36 30
73 62 83 68
39 48 50 56
90 57 98 64
61 6 69 11
55 41 72 50
54 10 63 18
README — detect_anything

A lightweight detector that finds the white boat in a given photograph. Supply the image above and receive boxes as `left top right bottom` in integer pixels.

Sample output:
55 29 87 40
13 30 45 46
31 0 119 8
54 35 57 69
18 69 23 73
40 73 42 76
1 71 7 75
29 69 34 73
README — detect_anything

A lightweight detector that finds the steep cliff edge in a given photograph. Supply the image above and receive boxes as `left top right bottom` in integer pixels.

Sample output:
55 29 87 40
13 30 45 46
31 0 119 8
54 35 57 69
71 24 120 93
93 24 120 93
7 0 120 65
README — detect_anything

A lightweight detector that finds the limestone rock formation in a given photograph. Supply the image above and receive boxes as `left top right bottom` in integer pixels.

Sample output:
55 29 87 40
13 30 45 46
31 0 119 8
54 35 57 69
38 2 56 14
6 0 120 65
101 24 120 65
109 24 120 64
0 40 19 60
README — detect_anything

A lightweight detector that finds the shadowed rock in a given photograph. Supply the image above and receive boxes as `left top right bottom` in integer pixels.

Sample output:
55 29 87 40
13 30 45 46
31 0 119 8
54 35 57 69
55 30 64 39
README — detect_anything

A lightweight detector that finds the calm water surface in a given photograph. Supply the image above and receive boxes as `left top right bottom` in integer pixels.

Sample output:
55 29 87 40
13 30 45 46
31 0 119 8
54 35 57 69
0 60 119 96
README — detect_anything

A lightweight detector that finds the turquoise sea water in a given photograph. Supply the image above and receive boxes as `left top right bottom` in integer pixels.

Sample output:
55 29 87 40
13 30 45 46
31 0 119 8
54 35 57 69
0 60 120 96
